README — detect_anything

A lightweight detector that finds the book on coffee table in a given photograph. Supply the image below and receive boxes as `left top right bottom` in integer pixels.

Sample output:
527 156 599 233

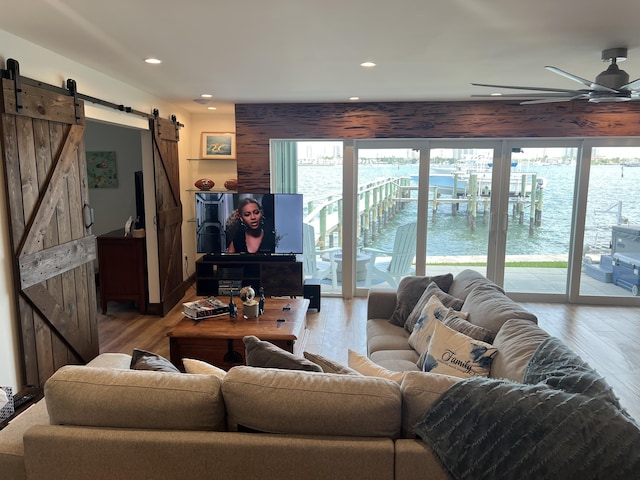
183 297 229 319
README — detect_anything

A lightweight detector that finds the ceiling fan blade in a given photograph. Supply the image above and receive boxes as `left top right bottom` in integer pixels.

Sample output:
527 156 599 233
520 94 588 105
545 66 618 93
621 77 640 91
471 83 585 94
471 93 577 98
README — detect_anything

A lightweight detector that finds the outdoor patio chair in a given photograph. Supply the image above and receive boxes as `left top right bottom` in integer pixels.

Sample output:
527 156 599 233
301 223 339 288
363 222 417 288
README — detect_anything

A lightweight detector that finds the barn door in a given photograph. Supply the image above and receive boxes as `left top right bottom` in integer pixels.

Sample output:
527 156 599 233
0 61 98 387
150 114 184 315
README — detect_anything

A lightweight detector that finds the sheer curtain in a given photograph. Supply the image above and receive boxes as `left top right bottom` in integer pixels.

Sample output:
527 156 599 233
270 140 298 193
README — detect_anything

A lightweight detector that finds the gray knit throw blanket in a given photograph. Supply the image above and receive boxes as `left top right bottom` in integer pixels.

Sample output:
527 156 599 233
414 337 640 480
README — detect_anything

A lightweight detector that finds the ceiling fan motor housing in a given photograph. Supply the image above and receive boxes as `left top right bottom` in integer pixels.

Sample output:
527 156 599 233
596 62 630 90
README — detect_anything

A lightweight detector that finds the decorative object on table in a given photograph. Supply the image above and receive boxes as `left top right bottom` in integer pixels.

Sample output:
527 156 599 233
228 291 238 318
224 178 238 190
124 216 133 236
259 286 265 315
201 132 236 159
240 285 259 318
239 286 255 303
194 178 215 191
182 296 229 319
86 151 118 188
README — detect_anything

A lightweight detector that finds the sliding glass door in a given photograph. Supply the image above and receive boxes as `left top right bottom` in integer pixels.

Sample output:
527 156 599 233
271 138 640 306
500 142 579 295
577 143 640 300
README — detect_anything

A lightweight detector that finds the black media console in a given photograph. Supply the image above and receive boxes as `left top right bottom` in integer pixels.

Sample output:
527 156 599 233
195 254 303 297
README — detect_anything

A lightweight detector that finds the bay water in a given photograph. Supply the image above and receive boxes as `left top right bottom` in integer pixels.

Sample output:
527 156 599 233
299 163 640 256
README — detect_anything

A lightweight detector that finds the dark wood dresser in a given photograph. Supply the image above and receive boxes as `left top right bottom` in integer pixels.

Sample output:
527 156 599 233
97 229 147 314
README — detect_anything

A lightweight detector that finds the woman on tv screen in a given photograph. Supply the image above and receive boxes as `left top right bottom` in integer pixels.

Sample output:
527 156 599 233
226 196 276 253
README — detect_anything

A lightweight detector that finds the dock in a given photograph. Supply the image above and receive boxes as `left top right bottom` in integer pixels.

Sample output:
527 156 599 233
304 175 545 247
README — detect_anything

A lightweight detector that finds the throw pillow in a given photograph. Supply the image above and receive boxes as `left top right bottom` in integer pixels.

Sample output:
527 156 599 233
130 348 180 372
303 351 362 375
404 281 465 333
182 358 227 379
421 321 498 379
441 310 493 344
388 273 454 328
407 295 450 357
243 336 322 372
348 349 407 384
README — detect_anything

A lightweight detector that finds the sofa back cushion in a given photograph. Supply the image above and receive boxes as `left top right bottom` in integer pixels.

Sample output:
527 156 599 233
490 318 550 382
45 366 226 431
461 284 537 340
400 372 459 438
448 269 504 300
222 366 401 438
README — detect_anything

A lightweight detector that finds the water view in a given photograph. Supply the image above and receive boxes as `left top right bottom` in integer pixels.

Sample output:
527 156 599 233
299 162 640 257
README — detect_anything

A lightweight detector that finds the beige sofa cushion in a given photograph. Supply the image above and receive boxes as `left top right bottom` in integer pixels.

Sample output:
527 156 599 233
222 366 401 438
490 318 551 382
400 372 459 438
0 400 49 480
45 365 226 431
461 284 537 338
369 350 421 372
449 269 504 300
367 318 413 355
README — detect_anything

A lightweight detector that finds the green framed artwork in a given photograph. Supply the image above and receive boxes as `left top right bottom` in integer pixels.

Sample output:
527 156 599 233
86 151 118 188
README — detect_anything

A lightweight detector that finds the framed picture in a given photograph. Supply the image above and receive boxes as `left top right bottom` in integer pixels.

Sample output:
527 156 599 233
86 151 118 188
201 132 236 159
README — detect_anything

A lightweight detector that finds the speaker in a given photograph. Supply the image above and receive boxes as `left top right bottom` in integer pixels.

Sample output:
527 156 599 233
303 280 321 311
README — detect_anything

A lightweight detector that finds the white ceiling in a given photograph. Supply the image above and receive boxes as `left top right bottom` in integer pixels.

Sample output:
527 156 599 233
2 0 640 115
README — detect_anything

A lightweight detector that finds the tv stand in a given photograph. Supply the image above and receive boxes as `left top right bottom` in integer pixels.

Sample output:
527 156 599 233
195 255 303 297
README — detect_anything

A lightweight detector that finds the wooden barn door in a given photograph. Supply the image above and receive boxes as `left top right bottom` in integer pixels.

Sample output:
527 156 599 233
150 114 184 315
0 62 98 387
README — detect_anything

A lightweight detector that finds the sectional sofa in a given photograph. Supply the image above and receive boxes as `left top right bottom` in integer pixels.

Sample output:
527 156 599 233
1 269 637 479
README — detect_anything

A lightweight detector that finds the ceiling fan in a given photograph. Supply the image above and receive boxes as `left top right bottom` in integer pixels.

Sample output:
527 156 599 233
472 47 640 105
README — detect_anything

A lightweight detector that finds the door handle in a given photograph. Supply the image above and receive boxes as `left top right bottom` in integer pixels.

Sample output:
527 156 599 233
83 203 94 228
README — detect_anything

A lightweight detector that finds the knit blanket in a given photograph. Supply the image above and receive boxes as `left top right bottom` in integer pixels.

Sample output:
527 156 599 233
414 337 640 480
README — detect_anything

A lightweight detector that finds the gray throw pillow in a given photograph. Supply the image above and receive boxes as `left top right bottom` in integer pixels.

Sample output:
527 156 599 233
404 281 464 332
243 336 322 372
388 274 454 328
303 351 362 375
442 311 494 344
130 348 180 372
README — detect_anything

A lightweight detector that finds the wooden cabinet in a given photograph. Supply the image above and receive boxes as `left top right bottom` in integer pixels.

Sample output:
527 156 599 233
195 255 303 297
97 229 147 314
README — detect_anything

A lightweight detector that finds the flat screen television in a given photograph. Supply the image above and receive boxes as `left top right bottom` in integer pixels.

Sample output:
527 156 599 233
195 192 304 256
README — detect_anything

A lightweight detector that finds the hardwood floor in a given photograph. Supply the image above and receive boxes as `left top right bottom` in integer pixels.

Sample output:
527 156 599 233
98 285 640 421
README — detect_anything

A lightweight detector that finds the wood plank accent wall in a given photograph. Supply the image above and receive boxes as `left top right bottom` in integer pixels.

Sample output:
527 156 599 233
235 100 640 192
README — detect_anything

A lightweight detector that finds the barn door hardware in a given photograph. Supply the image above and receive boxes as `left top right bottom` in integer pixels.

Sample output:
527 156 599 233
65 79 83 124
6 58 23 111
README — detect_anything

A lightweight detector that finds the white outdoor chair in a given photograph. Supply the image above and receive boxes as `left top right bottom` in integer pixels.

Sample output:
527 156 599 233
364 222 417 288
301 223 339 288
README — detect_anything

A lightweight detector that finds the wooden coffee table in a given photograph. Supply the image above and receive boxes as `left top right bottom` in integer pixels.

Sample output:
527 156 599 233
168 297 309 371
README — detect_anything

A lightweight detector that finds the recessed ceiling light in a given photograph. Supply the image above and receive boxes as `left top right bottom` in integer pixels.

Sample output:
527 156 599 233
201 94 213 98
349 96 360 101
491 93 502 97
360 61 376 68
144 58 162 64
207 106 217 110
